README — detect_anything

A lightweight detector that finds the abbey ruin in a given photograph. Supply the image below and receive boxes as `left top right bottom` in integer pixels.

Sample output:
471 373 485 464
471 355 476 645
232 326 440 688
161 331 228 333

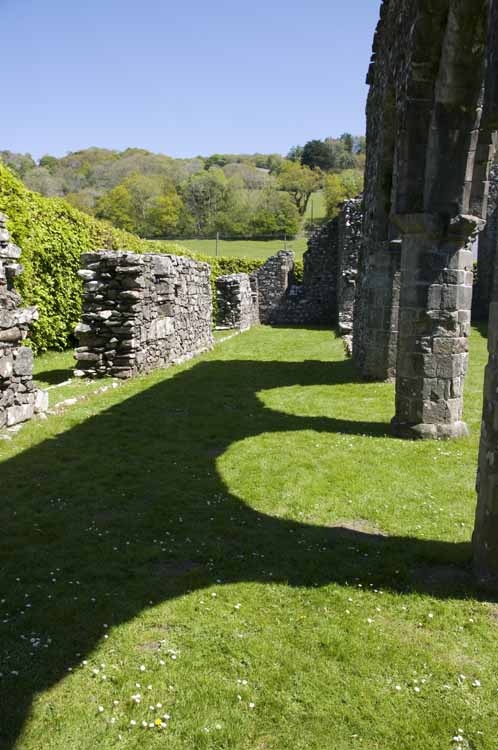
3 0 498 589
356 0 498 584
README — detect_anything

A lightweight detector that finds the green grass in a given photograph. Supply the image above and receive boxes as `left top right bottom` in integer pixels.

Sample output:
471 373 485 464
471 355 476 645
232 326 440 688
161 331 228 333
165 237 308 260
0 325 496 750
304 190 327 221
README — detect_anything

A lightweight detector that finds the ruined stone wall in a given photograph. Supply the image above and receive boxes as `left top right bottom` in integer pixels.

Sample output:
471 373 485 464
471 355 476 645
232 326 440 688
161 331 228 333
215 273 259 331
253 204 362 329
336 199 362 336
0 214 47 429
475 164 498 320
255 251 296 324
75 251 213 378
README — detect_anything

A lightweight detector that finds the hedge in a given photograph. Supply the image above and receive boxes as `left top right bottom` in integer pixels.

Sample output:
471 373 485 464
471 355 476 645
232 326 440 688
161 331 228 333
0 165 303 352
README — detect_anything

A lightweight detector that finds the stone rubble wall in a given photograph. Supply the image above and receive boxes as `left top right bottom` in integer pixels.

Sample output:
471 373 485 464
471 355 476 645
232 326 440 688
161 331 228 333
74 251 213 379
215 273 259 331
0 214 47 429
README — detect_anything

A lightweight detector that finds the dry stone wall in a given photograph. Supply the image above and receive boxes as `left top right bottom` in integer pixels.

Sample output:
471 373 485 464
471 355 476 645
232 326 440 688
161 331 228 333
74 251 213 379
215 273 259 331
0 214 47 429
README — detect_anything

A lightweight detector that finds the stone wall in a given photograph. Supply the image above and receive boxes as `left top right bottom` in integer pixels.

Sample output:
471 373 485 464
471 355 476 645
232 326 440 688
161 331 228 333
215 273 259 331
255 200 362 329
336 199 362 336
74 251 213 379
255 251 295 325
0 214 47 429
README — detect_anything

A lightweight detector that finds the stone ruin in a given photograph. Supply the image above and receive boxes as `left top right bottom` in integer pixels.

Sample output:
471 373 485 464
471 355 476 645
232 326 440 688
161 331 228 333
74 251 213 378
358 0 498 585
0 214 47 429
215 273 259 331
214 198 363 337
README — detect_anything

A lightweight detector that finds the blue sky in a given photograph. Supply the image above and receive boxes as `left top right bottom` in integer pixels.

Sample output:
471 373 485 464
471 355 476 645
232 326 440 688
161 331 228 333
2 0 381 160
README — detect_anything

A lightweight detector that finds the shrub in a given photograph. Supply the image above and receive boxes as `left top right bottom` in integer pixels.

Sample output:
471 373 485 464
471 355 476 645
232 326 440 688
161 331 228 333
0 164 185 352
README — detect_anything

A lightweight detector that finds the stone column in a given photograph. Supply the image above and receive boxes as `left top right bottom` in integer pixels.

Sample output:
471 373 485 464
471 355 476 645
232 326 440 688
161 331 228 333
354 240 400 381
392 213 481 440
473 286 498 584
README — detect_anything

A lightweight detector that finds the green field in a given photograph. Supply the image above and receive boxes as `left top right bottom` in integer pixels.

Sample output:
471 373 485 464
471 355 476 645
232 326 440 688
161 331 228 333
166 237 308 260
166 191 326 261
304 189 326 221
1 326 495 749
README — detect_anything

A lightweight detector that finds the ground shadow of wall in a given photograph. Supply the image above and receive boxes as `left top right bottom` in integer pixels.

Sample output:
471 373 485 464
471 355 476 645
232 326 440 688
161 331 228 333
0 354 480 747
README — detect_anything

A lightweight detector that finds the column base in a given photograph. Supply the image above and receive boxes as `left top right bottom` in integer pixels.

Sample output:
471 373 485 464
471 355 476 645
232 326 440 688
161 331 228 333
391 418 469 440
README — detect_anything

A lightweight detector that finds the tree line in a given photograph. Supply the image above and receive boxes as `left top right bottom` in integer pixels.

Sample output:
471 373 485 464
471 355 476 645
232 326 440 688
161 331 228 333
0 135 365 239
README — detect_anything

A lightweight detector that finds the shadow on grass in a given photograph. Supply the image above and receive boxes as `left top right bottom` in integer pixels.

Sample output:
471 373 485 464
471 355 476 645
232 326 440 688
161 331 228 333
0 354 483 746
34 368 74 386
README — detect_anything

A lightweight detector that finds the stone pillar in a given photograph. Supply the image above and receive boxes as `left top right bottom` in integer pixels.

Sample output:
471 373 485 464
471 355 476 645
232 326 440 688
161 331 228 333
474 240 498 585
392 213 481 440
353 240 400 381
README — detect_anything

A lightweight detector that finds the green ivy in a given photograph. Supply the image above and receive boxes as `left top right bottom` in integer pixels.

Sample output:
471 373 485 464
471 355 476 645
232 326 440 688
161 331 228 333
0 165 303 352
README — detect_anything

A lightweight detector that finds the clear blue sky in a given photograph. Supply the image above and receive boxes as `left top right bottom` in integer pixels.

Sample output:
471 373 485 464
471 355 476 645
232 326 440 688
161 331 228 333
2 0 381 160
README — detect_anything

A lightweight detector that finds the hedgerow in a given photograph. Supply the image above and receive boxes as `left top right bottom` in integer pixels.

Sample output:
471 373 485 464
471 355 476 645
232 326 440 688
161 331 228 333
0 165 303 352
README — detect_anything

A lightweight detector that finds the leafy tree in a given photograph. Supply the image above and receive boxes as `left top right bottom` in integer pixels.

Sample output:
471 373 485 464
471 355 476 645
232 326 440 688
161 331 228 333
146 192 183 237
248 188 300 237
23 167 65 197
324 169 364 218
0 151 36 178
39 155 59 173
96 173 182 236
301 140 336 171
277 161 322 215
95 184 135 232
286 145 303 162
180 169 231 236
340 133 354 153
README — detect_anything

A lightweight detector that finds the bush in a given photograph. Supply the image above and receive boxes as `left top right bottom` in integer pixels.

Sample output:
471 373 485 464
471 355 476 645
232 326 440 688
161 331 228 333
0 164 186 352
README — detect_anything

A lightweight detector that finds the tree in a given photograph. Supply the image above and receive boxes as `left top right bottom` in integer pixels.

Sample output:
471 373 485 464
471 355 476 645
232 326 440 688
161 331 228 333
39 154 59 174
277 161 322 215
95 184 135 232
340 133 354 153
324 169 364 218
286 145 303 163
301 140 336 171
0 151 36 178
249 188 300 237
23 167 64 197
96 173 182 236
146 192 183 237
180 169 231 236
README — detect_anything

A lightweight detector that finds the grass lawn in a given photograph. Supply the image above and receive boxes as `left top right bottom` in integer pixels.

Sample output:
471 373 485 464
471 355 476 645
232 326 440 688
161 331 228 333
166 237 308 261
304 190 326 221
1 325 496 749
